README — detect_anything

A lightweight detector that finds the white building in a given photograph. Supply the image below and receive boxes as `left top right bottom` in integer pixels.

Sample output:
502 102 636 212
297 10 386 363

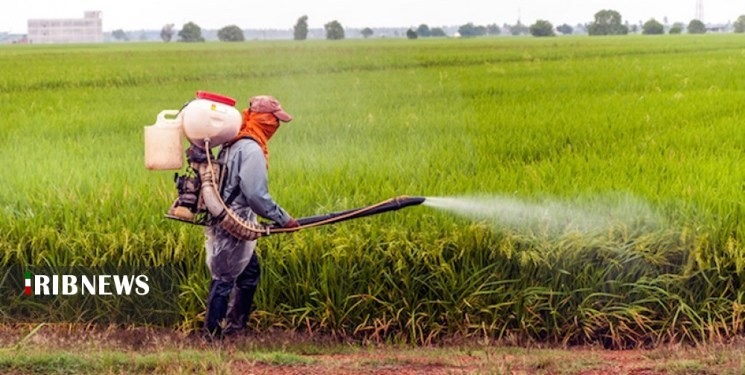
28 11 102 44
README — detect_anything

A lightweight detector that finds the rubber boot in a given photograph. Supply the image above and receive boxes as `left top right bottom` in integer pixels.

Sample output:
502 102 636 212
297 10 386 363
204 279 232 339
223 253 260 336
224 285 257 336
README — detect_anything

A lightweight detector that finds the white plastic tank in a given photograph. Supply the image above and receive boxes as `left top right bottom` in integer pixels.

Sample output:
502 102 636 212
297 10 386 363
181 91 242 149
144 110 183 170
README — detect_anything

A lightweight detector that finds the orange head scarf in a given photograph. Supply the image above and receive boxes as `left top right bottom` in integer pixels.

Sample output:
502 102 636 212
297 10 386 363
228 110 280 168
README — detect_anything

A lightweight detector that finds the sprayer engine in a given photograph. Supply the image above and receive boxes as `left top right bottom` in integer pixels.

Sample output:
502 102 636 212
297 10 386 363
166 145 220 226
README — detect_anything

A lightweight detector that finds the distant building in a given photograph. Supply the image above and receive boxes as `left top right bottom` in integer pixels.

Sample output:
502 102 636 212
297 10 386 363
28 11 102 44
706 23 730 33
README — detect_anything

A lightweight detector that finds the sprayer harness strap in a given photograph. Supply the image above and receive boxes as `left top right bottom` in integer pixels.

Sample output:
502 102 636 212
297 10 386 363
224 187 241 207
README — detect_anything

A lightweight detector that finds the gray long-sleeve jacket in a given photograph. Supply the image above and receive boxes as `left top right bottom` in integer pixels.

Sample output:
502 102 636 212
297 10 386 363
205 138 291 282
219 138 291 226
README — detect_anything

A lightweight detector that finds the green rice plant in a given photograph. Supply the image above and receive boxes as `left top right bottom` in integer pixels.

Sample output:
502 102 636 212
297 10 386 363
0 35 742 346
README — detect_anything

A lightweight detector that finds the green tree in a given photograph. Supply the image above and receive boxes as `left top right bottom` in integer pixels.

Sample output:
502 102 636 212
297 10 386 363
642 19 664 35
160 23 174 42
217 25 244 42
588 9 629 35
734 15 745 33
294 15 308 40
430 27 447 37
112 29 128 41
687 19 706 34
361 27 373 38
669 23 684 34
324 20 345 40
486 24 501 35
530 20 555 37
510 22 529 36
178 22 205 42
416 24 431 37
406 28 418 39
458 23 487 37
556 24 574 35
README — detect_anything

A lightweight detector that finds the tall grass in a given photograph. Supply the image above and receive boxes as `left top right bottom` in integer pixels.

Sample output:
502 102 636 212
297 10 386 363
0 36 743 346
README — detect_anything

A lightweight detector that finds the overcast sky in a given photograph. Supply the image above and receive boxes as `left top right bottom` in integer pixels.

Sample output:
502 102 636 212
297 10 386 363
3 0 745 33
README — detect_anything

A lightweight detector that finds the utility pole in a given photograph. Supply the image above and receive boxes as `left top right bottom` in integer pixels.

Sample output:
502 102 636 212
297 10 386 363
695 0 704 22
517 7 522 25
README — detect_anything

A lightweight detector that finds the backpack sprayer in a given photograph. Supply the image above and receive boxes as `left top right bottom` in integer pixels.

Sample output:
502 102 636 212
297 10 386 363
144 91 424 239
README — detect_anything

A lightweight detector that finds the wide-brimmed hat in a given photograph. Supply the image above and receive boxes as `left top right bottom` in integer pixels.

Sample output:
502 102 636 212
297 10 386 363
249 95 292 122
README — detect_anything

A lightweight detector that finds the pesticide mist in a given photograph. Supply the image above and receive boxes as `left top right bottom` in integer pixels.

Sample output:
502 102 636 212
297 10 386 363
423 194 664 240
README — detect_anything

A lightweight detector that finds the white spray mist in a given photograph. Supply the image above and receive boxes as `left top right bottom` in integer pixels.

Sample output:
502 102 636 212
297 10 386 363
423 194 663 239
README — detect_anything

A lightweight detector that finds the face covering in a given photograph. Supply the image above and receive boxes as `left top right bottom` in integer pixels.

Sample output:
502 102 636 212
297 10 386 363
228 110 280 168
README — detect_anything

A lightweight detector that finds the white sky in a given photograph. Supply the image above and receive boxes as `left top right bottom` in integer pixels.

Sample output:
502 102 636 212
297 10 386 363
3 0 745 33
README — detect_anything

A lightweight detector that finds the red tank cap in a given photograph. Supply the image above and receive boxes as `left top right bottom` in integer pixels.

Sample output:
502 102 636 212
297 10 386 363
196 91 236 106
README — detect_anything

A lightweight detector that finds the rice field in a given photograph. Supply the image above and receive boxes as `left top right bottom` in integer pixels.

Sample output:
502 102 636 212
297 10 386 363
0 35 743 347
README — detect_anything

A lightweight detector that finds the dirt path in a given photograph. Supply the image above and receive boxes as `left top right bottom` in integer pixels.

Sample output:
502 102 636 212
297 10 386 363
230 349 732 374
0 325 742 374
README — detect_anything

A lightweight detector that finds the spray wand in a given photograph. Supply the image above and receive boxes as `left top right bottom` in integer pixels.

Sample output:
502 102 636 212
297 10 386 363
266 195 426 234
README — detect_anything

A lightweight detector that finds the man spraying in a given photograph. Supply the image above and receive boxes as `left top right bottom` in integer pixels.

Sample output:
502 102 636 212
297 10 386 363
203 95 299 338
151 92 425 336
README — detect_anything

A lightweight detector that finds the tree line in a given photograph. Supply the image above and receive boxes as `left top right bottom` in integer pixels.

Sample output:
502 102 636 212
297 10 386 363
150 12 745 43
585 10 712 36
155 17 346 42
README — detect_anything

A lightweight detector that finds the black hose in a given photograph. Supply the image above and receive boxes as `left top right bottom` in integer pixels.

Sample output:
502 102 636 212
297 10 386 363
269 196 425 230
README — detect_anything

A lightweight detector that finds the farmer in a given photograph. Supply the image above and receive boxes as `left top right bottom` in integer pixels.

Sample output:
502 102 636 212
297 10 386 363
203 95 299 338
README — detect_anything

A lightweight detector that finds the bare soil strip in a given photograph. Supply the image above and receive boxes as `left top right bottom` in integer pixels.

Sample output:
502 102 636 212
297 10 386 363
0 325 742 374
